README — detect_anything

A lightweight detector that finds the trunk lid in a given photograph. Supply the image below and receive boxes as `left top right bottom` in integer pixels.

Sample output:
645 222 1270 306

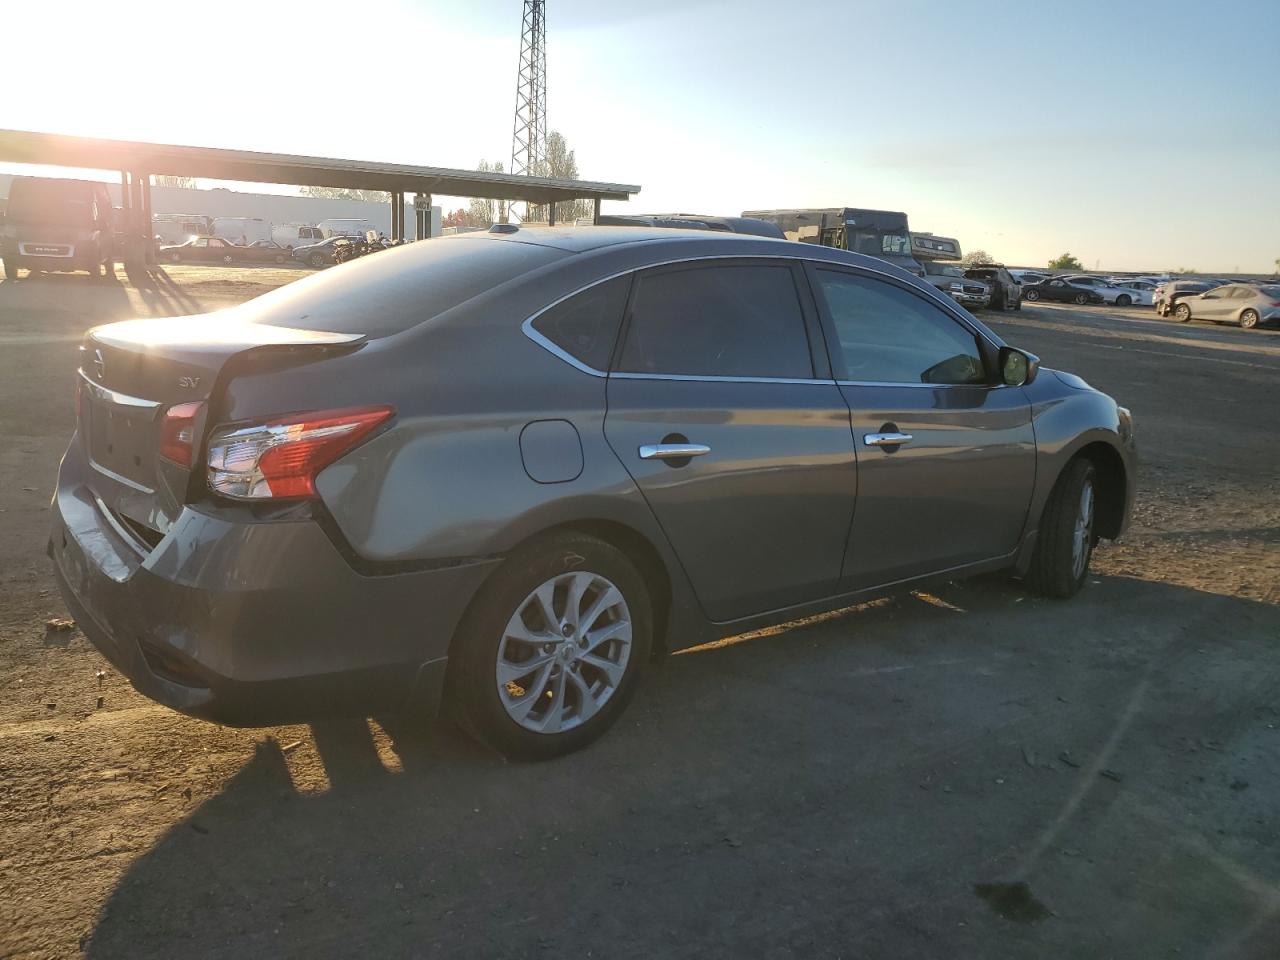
78 314 363 543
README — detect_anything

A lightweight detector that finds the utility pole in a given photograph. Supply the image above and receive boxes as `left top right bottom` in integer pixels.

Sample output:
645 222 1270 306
509 0 547 223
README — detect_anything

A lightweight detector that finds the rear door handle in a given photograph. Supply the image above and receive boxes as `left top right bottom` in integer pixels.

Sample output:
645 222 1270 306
639 443 711 460
863 432 913 447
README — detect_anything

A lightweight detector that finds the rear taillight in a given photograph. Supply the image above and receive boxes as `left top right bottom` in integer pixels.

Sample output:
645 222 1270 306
159 402 205 467
206 406 394 500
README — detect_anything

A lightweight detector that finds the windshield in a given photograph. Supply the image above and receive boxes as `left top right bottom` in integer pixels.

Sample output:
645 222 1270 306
848 230 912 258
6 179 96 227
923 262 966 278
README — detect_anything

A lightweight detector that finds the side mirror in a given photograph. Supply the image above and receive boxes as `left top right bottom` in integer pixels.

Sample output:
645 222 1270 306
999 346 1040 386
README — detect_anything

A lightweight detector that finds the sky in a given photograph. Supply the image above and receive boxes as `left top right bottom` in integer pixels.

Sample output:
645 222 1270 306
3 0 1277 272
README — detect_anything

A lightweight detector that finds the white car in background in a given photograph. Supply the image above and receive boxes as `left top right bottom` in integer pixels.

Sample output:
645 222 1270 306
1062 275 1141 306
1106 278 1156 306
1010 269 1049 286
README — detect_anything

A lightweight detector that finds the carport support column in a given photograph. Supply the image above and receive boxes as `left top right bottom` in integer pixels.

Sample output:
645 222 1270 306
416 194 432 240
592 198 601 225
547 199 556 227
125 171 145 270
140 173 154 266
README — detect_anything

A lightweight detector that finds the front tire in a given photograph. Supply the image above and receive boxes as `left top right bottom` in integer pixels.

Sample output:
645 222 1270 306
309 253 326 267
1026 458 1097 599
1239 309 1260 330
3 259 22 280
1174 302 1192 322
1024 288 1040 302
1073 292 1089 305
1116 294 1132 306
450 532 652 760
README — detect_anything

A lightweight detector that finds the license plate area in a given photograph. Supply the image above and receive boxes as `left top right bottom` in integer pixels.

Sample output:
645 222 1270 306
86 397 158 490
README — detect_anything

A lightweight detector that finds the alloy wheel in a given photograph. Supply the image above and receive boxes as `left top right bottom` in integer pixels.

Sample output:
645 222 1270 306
1240 309 1259 330
1072 480 1095 579
496 571 633 735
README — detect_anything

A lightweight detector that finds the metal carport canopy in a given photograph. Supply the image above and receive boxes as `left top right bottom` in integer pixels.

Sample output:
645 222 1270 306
0 129 641 204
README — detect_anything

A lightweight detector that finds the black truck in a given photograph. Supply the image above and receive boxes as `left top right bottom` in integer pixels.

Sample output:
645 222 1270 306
741 207 924 276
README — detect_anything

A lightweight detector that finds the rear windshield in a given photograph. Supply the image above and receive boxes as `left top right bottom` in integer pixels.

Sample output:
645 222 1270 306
239 237 565 338
6 179 95 227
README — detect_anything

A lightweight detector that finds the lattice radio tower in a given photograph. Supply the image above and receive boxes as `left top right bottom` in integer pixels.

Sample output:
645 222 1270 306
509 0 547 222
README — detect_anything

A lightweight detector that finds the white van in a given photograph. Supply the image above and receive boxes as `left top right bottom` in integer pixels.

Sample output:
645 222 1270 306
271 224 324 250
317 218 375 239
152 214 212 246
212 217 272 245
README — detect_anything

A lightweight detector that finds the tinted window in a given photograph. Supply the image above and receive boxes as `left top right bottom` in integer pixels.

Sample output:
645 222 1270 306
815 270 987 385
531 275 629 371
617 264 813 378
243 236 565 338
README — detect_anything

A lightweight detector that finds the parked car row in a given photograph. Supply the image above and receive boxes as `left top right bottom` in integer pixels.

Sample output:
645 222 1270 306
159 236 294 265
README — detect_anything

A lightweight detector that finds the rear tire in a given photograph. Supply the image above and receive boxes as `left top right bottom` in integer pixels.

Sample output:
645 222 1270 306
309 253 325 267
169 252 182 264
274 254 286 264
221 254 235 265
1174 302 1192 322
1073 292 1089 305
1025 458 1098 599
1116 294 1132 306
450 532 652 760
1239 309 1260 330
1013 298 1022 311
3 259 21 280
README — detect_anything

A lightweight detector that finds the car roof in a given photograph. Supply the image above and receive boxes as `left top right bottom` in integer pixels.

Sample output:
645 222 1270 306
451 225 786 254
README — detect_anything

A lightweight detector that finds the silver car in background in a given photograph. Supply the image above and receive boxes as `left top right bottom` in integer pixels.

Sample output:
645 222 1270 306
1171 283 1280 328
49 228 1136 759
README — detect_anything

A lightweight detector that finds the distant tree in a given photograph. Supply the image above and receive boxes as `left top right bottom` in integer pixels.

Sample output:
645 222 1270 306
152 175 196 189
300 185 389 202
528 131 593 224
1273 256 1279 275
961 249 995 267
468 160 504 225
1047 252 1083 271
1174 266 1198 274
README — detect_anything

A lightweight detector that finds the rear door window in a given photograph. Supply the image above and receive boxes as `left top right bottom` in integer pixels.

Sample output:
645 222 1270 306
530 275 630 372
616 263 814 379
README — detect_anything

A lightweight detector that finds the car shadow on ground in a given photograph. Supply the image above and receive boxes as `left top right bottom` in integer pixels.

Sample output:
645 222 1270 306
83 574 1280 960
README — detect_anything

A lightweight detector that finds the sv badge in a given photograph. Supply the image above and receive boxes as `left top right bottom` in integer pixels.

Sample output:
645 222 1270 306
177 376 202 389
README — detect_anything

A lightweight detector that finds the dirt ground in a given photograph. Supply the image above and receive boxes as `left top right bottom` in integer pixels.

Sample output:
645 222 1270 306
1 264 1277 959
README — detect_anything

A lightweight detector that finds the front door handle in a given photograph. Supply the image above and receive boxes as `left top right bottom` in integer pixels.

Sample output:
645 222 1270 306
639 443 711 460
863 432 913 447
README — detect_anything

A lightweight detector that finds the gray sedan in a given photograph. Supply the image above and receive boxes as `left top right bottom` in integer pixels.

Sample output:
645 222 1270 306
49 228 1136 758
1171 283 1280 329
